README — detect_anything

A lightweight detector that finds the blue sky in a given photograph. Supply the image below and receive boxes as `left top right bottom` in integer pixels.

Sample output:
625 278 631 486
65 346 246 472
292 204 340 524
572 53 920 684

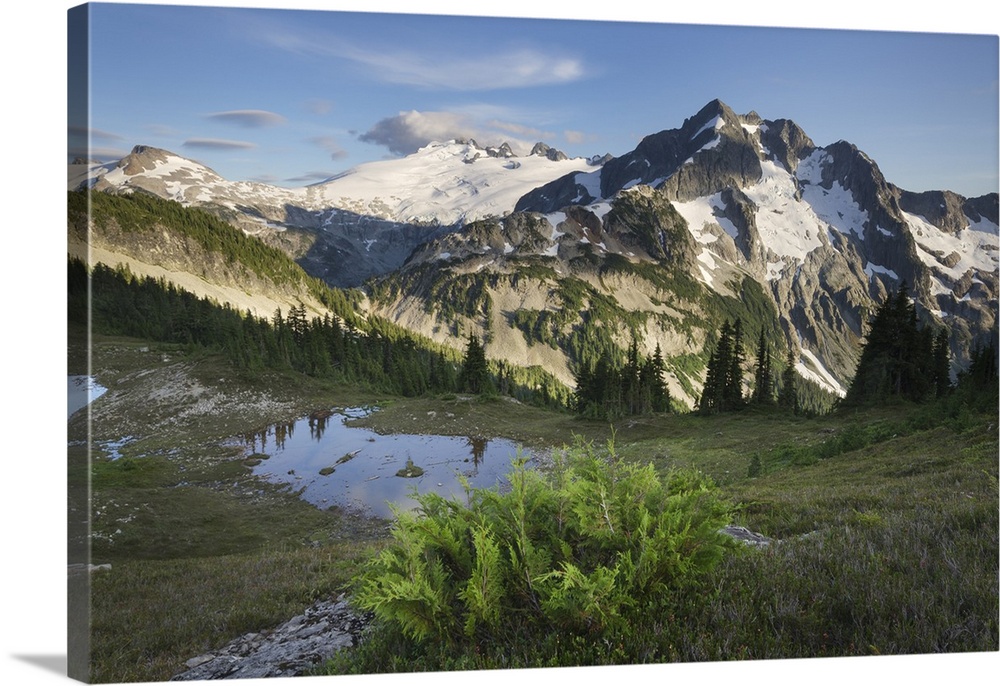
70 1 999 197
0 5 997 686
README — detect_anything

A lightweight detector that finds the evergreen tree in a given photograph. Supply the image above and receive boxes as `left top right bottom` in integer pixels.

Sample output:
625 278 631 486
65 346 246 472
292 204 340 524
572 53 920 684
961 339 999 393
699 321 730 415
649 343 670 413
778 347 799 412
699 320 747 414
752 329 774 405
845 284 944 405
623 338 641 415
932 329 952 398
457 334 492 395
724 319 746 411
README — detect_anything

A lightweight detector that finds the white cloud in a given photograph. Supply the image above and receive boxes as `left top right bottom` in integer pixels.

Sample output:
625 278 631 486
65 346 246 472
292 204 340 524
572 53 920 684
183 138 257 151
263 28 586 91
309 136 349 161
305 98 334 116
359 111 474 155
357 109 563 155
355 47 585 91
206 110 287 128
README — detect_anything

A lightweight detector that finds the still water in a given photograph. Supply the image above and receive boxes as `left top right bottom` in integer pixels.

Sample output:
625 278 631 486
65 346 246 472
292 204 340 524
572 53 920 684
234 408 531 519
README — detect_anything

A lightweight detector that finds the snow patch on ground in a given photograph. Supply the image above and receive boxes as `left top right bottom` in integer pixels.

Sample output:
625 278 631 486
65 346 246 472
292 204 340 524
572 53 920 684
864 262 899 281
746 161 823 260
573 169 603 201
905 211 1000 280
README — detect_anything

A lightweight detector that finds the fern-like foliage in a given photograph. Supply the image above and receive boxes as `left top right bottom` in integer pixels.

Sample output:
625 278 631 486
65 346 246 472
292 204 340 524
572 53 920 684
351 438 733 647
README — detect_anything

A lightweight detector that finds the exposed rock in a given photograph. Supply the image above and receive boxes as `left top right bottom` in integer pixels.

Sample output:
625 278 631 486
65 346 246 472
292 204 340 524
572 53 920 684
486 142 515 158
721 525 771 547
759 118 814 174
170 595 370 681
898 189 965 233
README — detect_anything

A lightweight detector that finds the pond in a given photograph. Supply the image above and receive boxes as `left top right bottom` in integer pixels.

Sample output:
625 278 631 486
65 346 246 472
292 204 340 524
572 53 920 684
234 408 535 519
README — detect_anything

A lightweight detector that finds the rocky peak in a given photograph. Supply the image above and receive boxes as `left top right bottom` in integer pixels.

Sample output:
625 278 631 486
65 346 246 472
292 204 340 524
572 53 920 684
898 189 986 234
485 142 515 159
679 98 742 142
963 193 1000 225
529 142 569 161
118 145 175 175
529 142 551 156
759 118 815 174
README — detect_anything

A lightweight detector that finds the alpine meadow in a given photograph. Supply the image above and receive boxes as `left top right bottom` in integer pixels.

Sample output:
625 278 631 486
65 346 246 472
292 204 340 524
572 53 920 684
64 4 998 685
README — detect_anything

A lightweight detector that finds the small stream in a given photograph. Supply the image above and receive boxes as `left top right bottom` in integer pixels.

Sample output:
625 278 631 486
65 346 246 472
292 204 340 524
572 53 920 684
234 408 533 518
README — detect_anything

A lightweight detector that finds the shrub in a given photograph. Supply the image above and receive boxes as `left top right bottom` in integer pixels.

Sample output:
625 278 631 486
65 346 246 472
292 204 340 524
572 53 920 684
351 437 732 649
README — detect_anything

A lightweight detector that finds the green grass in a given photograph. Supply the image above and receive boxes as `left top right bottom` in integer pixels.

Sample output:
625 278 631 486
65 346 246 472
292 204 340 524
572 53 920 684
75 333 998 682
321 402 997 674
87 543 378 683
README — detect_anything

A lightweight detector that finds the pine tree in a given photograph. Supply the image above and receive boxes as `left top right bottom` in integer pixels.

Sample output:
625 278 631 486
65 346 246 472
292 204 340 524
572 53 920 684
458 334 492 395
845 284 944 405
623 338 641 415
700 321 739 415
962 339 998 392
650 343 670 413
752 329 774 405
931 329 952 398
778 347 798 412
723 319 746 411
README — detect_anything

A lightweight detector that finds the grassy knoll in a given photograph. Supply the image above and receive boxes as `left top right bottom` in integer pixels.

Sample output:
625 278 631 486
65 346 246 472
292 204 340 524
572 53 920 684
72 332 998 682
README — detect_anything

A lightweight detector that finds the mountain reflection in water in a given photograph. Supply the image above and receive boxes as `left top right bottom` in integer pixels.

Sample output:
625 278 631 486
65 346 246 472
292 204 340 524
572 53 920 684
235 408 529 518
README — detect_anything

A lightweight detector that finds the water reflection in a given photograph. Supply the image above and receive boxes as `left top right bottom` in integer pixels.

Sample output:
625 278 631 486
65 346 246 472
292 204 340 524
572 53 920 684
467 436 488 473
235 408 530 519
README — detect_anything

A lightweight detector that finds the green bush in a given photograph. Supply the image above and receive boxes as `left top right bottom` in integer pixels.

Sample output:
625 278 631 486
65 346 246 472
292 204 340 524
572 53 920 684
351 437 732 648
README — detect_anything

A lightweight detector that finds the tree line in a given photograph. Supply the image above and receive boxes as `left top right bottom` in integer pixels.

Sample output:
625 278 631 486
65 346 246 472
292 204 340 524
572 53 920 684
70 258 567 404
70 256 995 418
571 339 671 419
691 283 998 417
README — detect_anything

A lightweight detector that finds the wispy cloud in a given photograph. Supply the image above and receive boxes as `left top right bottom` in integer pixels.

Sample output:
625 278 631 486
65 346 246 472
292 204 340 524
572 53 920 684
263 28 587 91
285 170 337 184
183 138 257 151
205 110 287 127
305 99 334 116
67 126 124 142
68 145 129 162
563 130 601 146
346 46 585 91
309 135 348 161
146 124 181 137
487 119 552 142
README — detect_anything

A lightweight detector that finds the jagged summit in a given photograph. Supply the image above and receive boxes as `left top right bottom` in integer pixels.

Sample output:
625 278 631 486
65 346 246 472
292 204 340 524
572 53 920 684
69 98 998 404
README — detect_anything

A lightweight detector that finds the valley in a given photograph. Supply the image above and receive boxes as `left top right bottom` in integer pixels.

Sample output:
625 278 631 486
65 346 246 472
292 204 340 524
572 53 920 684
70 328 998 682
67 97 999 682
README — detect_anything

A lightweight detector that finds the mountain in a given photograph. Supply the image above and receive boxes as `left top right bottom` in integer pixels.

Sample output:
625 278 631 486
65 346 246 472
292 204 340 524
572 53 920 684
68 100 999 409
364 100 998 404
69 140 599 287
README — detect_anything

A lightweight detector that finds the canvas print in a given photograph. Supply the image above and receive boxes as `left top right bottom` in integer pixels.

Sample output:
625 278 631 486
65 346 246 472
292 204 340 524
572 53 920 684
66 2 999 684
